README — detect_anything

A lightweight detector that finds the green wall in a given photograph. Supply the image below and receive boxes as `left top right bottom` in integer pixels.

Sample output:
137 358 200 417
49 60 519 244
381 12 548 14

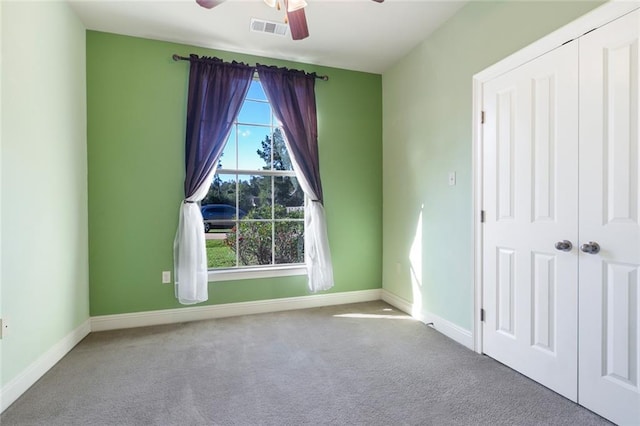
381 1 603 330
87 32 382 315
1 1 88 387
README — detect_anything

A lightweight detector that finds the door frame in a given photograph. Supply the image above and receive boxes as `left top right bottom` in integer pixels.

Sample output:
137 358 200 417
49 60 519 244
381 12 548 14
471 0 640 354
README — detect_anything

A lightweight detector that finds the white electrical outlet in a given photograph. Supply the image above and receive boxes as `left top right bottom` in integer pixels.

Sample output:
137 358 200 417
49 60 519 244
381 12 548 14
162 271 171 284
448 171 456 186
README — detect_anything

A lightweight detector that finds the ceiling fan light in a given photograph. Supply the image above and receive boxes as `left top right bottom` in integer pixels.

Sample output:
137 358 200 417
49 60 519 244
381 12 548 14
287 0 307 12
195 0 225 8
263 0 277 8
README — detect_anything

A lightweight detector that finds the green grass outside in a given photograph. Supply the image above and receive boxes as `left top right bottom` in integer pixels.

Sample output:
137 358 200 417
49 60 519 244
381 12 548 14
206 239 235 268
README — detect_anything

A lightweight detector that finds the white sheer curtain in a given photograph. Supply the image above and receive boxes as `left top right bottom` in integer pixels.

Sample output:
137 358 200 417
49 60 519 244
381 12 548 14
173 171 214 304
288 156 334 292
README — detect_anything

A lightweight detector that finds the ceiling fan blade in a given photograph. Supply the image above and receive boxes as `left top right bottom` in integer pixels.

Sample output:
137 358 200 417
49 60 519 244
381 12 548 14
287 7 309 40
196 0 225 9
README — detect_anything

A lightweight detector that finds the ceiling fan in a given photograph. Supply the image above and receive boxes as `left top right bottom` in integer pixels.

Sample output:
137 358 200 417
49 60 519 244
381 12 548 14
195 0 384 41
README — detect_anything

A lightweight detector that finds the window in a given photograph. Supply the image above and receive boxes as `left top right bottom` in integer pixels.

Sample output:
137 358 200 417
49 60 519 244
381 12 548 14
202 78 305 272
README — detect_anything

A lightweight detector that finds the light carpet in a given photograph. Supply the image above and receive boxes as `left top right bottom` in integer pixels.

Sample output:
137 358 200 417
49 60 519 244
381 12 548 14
1 301 610 425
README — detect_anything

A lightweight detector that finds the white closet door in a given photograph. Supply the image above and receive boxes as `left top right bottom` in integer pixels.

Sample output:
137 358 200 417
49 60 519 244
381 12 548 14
578 10 640 425
482 42 579 401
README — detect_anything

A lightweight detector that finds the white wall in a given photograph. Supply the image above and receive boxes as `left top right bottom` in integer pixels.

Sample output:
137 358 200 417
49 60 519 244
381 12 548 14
0 0 4 396
1 0 89 408
381 1 603 331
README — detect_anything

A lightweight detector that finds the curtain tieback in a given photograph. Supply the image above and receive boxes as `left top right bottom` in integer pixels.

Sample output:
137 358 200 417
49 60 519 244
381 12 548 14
183 200 196 204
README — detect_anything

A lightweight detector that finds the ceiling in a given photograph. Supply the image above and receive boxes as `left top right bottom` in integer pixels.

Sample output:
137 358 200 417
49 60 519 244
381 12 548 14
69 0 466 74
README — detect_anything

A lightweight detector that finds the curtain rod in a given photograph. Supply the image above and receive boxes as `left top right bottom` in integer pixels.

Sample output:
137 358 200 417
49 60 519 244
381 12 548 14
172 54 329 81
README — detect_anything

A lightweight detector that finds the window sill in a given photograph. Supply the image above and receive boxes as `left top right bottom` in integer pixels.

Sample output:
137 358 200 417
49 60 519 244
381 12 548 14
208 265 307 282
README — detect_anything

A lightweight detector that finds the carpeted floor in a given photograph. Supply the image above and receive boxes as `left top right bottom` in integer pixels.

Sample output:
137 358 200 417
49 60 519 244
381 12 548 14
1 301 610 425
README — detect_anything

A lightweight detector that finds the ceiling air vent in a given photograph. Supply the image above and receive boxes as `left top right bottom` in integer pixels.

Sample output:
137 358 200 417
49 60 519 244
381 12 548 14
250 18 288 37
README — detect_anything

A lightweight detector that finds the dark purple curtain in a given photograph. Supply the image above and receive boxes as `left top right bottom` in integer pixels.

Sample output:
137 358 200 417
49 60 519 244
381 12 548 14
256 65 324 204
175 56 254 305
184 56 254 197
256 65 334 292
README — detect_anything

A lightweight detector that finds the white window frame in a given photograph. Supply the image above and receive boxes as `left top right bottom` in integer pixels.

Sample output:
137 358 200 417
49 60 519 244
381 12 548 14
208 264 307 282
207 77 306 282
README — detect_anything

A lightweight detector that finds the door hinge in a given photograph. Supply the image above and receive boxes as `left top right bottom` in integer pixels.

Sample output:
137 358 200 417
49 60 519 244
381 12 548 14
480 210 486 223
481 111 485 124
480 309 485 322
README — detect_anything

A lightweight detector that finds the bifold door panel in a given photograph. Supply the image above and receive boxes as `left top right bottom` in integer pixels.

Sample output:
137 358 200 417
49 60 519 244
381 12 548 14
482 41 579 401
577 10 640 425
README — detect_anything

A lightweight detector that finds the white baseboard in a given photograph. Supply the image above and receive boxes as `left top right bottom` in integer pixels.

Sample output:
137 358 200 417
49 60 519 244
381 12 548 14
91 289 383 332
0 319 90 413
380 289 419 318
422 310 473 350
382 289 473 349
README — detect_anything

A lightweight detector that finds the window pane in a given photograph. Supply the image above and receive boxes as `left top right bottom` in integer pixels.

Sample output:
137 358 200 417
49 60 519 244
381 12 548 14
275 221 304 264
202 206 241 227
202 174 237 223
237 125 271 171
246 80 267 101
237 222 272 266
206 237 236 269
274 176 304 219
237 99 271 125
272 128 293 171
219 131 237 170
238 175 272 219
